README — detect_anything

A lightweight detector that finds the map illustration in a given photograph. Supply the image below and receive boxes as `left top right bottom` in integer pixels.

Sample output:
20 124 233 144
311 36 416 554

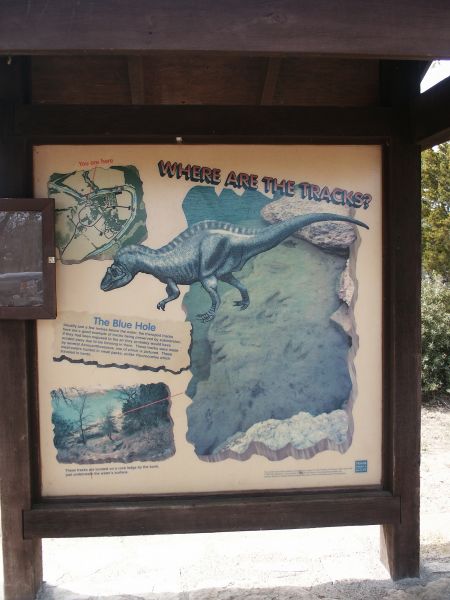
48 165 147 264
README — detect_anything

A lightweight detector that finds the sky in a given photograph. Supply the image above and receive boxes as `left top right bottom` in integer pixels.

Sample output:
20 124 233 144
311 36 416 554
421 60 450 92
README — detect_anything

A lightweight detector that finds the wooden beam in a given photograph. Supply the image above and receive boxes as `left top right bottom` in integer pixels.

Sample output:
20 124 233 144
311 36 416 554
380 138 421 580
0 56 30 102
0 58 43 600
379 61 423 108
0 321 43 600
24 492 400 539
412 76 450 148
0 0 449 59
14 104 398 141
127 56 146 105
378 60 422 580
260 58 281 105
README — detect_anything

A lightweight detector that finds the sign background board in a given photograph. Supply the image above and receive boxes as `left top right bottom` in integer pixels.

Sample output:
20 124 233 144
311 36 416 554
33 144 382 497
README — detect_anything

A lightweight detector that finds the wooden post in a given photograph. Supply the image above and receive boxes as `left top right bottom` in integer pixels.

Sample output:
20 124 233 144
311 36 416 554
0 56 43 600
380 138 422 579
379 61 422 579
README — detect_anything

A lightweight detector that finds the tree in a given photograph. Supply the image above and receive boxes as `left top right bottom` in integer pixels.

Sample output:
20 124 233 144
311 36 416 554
53 387 91 445
101 408 119 441
421 143 450 279
51 411 75 449
421 273 450 398
121 383 170 435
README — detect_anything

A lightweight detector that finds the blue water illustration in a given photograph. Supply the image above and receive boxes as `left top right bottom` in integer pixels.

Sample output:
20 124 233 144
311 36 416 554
182 187 352 457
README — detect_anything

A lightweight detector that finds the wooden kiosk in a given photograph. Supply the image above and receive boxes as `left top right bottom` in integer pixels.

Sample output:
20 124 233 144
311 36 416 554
1 2 449 598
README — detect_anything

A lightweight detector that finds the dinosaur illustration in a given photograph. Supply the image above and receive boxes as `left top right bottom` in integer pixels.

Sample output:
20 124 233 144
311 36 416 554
100 214 368 322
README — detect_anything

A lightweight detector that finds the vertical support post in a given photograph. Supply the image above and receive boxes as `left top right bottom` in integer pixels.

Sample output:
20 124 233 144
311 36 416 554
379 60 423 580
0 55 43 600
0 323 43 600
380 138 422 579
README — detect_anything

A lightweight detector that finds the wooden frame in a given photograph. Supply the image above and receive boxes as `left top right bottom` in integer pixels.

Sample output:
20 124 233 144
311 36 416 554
0 55 428 599
1 108 421 592
0 197 56 319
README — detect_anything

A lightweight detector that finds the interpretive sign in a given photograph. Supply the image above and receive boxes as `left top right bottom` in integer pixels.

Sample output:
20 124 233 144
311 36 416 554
33 144 382 496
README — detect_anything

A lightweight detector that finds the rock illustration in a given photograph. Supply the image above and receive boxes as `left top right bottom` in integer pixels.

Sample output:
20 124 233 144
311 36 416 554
261 196 358 253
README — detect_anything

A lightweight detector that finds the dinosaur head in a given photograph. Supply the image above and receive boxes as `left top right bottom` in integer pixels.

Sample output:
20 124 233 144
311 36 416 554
101 261 133 291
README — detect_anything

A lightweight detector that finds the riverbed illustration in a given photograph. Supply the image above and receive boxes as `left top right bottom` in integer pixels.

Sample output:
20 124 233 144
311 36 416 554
182 185 361 462
51 383 174 464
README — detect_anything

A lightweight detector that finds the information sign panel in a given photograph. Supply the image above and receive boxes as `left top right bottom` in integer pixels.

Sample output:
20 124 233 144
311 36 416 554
33 144 382 496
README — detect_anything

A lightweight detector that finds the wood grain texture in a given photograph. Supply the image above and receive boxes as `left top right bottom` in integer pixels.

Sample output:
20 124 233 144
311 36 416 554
274 58 379 106
380 138 421 581
0 321 42 598
260 58 281 105
0 59 43 600
30 55 379 106
24 492 400 538
379 62 422 580
0 0 449 58
127 56 145 105
142 55 266 105
32 56 130 105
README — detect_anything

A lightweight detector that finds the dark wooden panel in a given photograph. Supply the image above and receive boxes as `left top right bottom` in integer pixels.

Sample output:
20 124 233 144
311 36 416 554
260 58 282 105
0 322 43 599
0 56 30 102
0 59 43 600
412 76 450 148
30 55 381 107
143 55 266 105
380 137 421 580
378 60 422 581
24 492 400 539
0 0 449 59
274 58 379 106
14 104 397 140
31 56 130 104
378 61 422 580
128 56 145 105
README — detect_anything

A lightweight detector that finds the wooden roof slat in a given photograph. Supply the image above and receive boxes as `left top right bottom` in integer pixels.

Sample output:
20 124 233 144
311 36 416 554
127 56 145 105
260 58 282 105
0 0 449 59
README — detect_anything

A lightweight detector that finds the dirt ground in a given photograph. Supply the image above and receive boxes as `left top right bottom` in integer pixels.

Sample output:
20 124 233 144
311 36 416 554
1 403 449 600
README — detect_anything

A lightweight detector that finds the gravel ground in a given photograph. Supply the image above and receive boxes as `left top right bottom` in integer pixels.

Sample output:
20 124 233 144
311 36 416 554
1 404 449 600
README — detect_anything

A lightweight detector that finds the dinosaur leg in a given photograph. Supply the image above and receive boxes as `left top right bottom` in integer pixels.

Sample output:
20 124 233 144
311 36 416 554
197 275 220 323
157 279 180 311
220 273 250 310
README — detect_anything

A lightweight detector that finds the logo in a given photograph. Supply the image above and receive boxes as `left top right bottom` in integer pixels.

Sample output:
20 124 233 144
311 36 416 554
355 460 368 473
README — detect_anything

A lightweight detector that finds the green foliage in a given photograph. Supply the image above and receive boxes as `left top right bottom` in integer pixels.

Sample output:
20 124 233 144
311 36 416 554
421 273 450 398
421 143 450 280
121 383 170 434
52 412 74 449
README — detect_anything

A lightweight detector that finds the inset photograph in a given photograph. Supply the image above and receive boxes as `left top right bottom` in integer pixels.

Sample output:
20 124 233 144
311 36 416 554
51 383 174 464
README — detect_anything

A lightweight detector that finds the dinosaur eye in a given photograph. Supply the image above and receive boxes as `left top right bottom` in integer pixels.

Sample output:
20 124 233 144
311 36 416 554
110 265 122 277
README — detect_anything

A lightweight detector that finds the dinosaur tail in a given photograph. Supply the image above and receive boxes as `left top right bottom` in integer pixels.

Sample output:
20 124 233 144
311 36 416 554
241 213 369 259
